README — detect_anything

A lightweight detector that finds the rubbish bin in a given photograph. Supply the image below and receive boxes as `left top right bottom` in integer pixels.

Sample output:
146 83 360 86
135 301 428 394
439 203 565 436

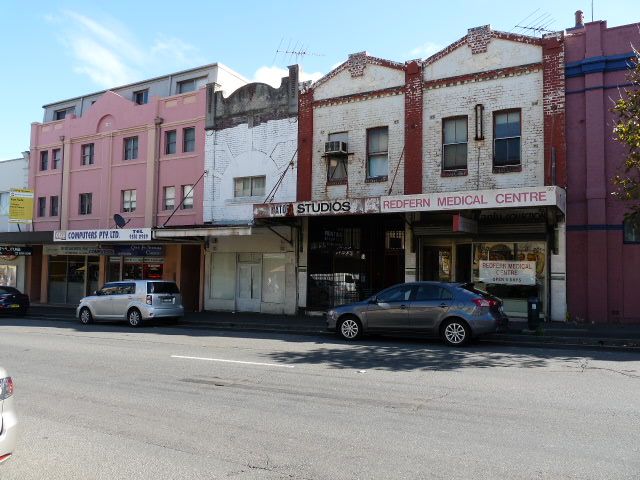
527 297 541 329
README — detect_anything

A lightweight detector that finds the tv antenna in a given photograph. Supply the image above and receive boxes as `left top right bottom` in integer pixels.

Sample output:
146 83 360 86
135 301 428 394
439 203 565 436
113 214 130 229
512 9 556 36
273 38 325 65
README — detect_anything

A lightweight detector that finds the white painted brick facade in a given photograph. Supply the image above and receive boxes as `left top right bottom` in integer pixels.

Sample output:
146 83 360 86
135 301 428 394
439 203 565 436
311 93 405 200
204 118 298 222
314 64 405 101
423 70 544 192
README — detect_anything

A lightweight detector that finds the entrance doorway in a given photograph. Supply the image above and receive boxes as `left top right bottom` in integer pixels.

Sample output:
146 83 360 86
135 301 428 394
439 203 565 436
422 246 452 282
236 257 261 312
48 255 99 304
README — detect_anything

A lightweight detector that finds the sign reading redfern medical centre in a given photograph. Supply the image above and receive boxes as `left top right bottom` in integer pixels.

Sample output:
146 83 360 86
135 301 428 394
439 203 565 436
381 186 566 214
54 228 152 242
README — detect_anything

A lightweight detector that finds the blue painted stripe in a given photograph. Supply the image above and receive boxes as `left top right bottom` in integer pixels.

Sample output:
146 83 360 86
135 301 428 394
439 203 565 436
567 224 624 231
566 82 634 95
565 52 636 78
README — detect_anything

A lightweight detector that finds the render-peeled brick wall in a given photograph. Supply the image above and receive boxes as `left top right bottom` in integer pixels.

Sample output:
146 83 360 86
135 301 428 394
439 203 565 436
422 69 545 192
204 117 298 222
311 93 405 200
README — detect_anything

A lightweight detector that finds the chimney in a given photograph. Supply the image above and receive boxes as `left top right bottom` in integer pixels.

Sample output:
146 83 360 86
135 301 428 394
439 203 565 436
575 10 585 28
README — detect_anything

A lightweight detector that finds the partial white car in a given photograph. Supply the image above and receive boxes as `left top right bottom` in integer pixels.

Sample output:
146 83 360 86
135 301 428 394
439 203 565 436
0 367 17 464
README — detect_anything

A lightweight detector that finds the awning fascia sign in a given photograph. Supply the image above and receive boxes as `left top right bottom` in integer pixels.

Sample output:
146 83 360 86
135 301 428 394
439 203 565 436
381 186 566 215
253 198 381 218
153 227 252 238
54 228 152 242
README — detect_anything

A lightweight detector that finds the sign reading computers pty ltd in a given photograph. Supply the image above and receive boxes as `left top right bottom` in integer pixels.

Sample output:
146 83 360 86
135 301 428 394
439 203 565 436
54 228 152 242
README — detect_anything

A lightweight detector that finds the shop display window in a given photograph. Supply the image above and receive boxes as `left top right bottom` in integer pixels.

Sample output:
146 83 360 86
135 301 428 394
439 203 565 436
211 253 236 300
262 254 285 304
0 265 17 287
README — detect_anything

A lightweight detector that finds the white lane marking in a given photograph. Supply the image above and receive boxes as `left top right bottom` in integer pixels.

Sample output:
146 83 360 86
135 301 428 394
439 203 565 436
171 355 295 368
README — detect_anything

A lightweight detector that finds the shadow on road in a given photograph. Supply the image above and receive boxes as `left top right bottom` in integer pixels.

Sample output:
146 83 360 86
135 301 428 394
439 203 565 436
2 317 638 373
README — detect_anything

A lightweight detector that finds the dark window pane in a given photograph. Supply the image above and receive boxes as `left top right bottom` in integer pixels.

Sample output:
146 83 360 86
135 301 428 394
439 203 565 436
147 281 180 294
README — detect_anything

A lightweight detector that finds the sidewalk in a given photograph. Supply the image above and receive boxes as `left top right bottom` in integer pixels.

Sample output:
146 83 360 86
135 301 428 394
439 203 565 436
22 304 640 350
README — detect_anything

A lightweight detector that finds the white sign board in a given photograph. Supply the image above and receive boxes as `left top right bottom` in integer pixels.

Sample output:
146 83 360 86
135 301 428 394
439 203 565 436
54 228 152 242
479 260 536 285
381 186 565 214
253 198 380 218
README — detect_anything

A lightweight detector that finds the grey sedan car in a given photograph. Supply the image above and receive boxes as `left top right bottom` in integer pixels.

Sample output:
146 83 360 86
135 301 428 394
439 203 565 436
0 367 17 464
326 282 509 346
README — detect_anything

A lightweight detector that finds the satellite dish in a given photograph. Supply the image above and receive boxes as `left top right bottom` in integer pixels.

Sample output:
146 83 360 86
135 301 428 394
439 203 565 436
113 214 129 228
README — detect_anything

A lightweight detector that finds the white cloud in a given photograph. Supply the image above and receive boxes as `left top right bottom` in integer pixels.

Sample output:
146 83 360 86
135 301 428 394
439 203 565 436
409 42 444 59
50 10 204 88
253 66 324 88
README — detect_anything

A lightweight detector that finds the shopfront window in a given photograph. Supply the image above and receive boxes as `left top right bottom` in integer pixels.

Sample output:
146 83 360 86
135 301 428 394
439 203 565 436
472 242 546 318
47 255 99 304
0 265 17 287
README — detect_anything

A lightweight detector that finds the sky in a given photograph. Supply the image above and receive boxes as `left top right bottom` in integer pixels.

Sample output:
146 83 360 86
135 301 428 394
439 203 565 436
0 0 638 160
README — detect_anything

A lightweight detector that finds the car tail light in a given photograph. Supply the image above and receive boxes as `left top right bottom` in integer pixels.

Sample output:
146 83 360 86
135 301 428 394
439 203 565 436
0 377 14 400
146 295 152 305
472 298 499 307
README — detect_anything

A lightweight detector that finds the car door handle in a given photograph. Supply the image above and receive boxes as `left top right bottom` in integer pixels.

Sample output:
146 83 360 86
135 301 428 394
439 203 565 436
439 303 448 308
400 304 407 309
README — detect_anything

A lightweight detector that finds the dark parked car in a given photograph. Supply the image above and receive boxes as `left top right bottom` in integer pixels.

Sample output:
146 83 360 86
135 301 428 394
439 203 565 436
0 287 29 316
325 282 508 346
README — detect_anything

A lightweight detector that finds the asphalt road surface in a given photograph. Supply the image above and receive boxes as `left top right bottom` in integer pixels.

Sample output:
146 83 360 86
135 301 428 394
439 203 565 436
0 318 638 479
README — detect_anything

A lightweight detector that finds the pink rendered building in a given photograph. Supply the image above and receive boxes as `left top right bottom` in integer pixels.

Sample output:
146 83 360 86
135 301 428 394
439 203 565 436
26 64 248 308
565 15 640 323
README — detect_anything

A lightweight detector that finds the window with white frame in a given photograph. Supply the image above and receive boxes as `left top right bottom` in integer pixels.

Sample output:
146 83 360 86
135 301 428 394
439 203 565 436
124 136 138 160
133 89 148 105
50 196 59 217
163 186 175 210
165 130 176 155
0 192 9 216
82 144 94 165
52 148 62 169
494 110 521 167
79 193 92 215
122 189 137 213
181 185 194 209
177 77 206 94
40 151 48 171
38 197 46 217
183 127 195 152
234 176 265 197
442 117 468 171
367 127 388 178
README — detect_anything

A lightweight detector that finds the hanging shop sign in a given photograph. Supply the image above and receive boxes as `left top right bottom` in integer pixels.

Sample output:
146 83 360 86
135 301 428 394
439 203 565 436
253 198 380 218
0 246 32 256
452 215 478 233
381 186 566 214
54 228 152 242
478 260 536 285
102 244 164 256
9 188 35 224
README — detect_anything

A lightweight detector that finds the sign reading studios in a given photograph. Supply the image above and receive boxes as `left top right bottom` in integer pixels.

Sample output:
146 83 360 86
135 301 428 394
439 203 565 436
253 198 380 218
54 228 152 242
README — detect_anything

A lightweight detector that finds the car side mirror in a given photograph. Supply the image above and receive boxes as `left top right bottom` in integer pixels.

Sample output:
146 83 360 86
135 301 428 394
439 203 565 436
369 297 378 304
94 290 101 296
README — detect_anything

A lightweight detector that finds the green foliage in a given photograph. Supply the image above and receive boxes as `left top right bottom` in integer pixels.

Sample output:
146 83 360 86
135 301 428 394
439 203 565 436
611 50 640 216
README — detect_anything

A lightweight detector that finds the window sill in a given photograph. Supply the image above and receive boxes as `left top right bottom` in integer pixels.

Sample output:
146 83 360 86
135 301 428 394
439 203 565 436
365 176 388 183
493 164 522 174
441 169 468 177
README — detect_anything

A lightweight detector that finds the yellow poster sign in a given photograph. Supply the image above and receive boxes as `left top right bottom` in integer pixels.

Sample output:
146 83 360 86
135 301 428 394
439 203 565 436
9 188 34 224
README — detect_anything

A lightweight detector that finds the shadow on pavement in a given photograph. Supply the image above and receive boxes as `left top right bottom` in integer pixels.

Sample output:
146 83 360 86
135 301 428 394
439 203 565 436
2 317 639 374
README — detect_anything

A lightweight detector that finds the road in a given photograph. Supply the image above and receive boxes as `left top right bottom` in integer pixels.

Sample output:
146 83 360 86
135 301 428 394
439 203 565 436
0 317 638 479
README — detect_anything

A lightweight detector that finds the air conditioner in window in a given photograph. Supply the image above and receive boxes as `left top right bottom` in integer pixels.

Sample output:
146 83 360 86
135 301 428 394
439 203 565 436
324 141 348 155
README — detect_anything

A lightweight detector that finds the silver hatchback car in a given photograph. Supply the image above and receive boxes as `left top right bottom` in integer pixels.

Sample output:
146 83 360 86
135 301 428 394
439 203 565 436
0 367 17 464
77 280 184 327
326 282 509 346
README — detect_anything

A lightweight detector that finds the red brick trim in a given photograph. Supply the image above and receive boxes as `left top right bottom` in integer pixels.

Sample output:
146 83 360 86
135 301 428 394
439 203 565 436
313 86 404 108
404 60 423 194
297 88 314 201
542 32 567 187
424 62 542 89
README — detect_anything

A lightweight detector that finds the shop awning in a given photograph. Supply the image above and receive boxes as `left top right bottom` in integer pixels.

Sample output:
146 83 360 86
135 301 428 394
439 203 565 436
153 225 252 238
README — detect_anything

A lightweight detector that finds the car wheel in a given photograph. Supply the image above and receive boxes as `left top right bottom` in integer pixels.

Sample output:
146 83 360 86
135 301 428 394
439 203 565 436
338 316 362 341
127 308 142 328
79 307 93 325
441 318 470 346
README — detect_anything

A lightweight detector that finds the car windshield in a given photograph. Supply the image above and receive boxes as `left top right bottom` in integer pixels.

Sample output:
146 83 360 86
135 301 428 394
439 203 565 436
460 283 490 296
0 286 20 295
147 282 179 294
